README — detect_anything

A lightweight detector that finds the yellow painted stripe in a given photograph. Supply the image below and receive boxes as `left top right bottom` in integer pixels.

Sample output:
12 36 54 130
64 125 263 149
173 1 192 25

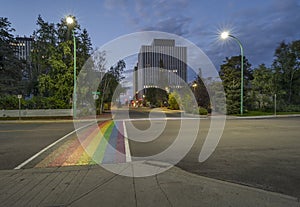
76 121 113 165
77 133 101 164
62 145 86 166
63 122 111 166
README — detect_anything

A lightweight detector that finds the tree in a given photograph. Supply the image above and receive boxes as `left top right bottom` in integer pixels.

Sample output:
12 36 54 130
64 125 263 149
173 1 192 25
145 88 168 107
290 40 300 104
219 56 252 114
272 40 300 106
31 15 93 108
30 15 57 96
168 91 180 110
251 64 274 111
97 59 126 112
0 17 23 95
206 78 226 113
192 68 210 109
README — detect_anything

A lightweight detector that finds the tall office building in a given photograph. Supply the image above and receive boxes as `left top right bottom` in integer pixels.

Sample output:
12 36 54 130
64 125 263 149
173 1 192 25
14 36 34 61
14 36 34 82
134 39 187 97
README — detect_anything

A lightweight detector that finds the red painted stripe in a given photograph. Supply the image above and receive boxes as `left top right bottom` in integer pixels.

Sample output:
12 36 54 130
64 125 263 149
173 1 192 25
115 122 126 163
48 121 108 167
77 122 106 143
48 138 81 166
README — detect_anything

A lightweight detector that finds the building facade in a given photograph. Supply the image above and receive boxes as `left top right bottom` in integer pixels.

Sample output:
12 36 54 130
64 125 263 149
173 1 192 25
14 36 34 62
134 39 187 97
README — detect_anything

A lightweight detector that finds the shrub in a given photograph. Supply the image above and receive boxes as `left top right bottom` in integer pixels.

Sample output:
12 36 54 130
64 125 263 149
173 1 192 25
198 107 208 115
168 92 180 110
104 103 110 110
0 95 19 109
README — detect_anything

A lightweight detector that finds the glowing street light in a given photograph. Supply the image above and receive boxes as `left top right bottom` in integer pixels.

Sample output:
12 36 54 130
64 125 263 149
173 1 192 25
192 83 197 93
221 31 229 39
221 31 244 115
66 16 74 25
66 15 77 118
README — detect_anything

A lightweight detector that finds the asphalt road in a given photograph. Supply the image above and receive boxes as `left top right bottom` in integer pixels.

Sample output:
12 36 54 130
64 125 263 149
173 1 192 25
0 121 75 170
189 117 300 198
126 116 300 198
0 109 299 198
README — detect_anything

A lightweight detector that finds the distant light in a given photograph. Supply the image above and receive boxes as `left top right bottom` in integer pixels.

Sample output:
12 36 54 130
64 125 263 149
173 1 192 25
66 16 74 25
221 31 229 39
192 83 197 88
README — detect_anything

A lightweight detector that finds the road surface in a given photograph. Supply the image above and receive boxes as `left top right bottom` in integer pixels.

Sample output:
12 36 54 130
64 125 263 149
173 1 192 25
0 109 299 198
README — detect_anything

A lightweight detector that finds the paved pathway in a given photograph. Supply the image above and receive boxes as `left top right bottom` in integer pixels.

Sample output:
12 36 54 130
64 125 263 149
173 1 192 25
0 165 299 207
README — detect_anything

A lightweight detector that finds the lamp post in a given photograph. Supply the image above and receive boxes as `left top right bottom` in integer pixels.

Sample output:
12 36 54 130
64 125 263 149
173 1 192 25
17 94 22 120
192 83 197 93
66 16 77 118
192 83 198 109
221 31 244 115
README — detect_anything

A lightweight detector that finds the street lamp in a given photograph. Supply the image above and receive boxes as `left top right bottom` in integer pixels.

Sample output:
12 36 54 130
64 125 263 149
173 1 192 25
221 31 244 115
192 83 197 93
66 16 77 118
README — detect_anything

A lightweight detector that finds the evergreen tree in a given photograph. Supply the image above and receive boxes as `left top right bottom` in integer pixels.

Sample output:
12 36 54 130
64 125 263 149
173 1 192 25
272 40 300 106
219 56 252 114
0 17 23 95
30 15 57 95
251 64 274 111
31 15 93 108
192 68 210 109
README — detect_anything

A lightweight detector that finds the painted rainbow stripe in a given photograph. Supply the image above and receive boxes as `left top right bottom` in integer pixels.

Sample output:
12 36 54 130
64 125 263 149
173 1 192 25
35 120 126 168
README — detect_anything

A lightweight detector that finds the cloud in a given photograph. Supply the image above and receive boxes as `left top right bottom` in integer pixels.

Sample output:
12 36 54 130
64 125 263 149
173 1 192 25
104 0 191 36
238 0 300 66
141 16 191 36
103 0 128 10
103 0 300 68
203 0 300 68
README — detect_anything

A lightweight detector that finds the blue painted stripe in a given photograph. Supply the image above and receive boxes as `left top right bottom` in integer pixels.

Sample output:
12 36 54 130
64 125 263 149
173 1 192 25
91 121 114 164
102 122 119 164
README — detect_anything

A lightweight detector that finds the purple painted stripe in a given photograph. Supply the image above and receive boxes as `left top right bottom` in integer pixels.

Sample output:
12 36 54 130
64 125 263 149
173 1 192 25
115 122 126 163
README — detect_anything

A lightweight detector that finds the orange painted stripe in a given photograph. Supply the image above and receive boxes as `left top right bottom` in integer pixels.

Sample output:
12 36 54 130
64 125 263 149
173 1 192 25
35 138 77 168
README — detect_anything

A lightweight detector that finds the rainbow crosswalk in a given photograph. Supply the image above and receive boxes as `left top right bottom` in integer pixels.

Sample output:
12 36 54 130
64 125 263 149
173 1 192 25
35 120 127 168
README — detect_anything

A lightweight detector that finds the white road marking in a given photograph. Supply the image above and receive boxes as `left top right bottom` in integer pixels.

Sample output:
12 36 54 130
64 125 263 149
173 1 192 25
14 123 93 170
115 117 207 122
123 121 132 162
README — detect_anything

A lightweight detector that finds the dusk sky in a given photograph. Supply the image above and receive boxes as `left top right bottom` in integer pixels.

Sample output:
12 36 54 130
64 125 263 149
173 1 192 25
1 0 300 70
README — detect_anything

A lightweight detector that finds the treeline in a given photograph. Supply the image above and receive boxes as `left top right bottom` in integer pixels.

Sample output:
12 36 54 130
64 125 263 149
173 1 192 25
0 16 93 109
193 40 300 114
0 16 126 111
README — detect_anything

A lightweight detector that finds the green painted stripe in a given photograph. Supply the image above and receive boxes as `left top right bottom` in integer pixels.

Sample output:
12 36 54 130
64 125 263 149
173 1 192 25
91 121 114 164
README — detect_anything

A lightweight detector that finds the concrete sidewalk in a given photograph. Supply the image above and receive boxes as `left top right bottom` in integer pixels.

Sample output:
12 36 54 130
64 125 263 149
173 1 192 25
0 165 298 207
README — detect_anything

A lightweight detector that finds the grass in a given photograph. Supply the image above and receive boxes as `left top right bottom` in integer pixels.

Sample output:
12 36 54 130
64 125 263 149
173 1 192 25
234 111 300 116
0 116 73 120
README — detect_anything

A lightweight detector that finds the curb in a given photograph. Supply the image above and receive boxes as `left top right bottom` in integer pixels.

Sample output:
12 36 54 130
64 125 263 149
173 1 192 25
0 117 112 124
226 114 300 120
170 166 299 203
